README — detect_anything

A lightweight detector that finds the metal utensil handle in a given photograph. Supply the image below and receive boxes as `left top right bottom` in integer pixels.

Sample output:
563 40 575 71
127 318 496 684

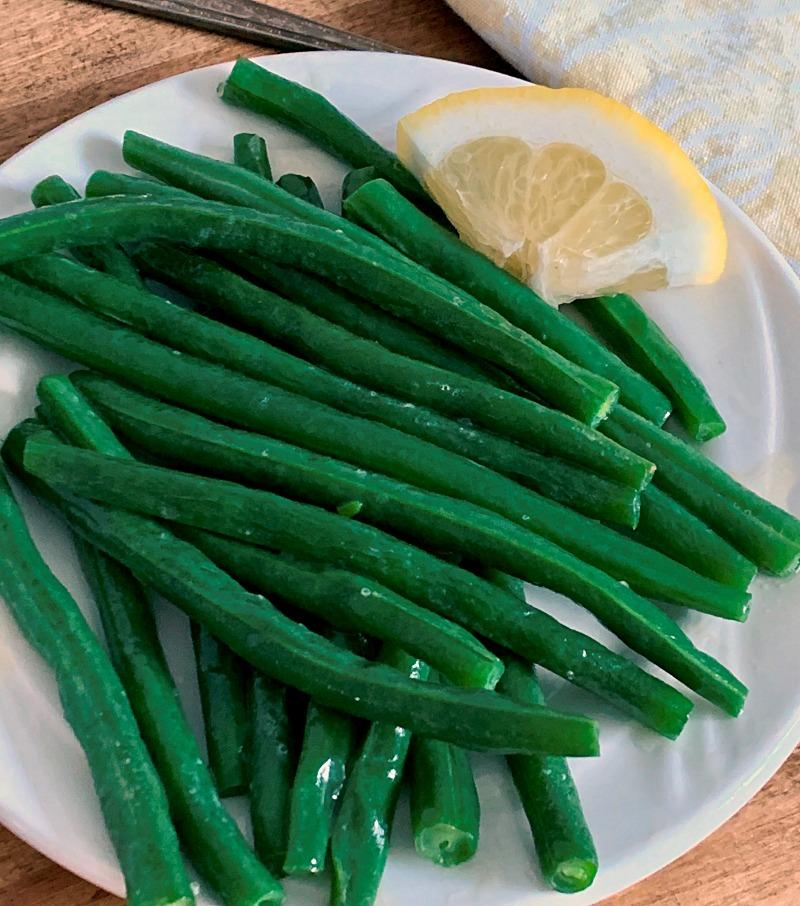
83 0 404 53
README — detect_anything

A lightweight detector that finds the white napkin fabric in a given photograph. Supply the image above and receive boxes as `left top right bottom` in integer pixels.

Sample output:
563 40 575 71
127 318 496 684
446 0 800 272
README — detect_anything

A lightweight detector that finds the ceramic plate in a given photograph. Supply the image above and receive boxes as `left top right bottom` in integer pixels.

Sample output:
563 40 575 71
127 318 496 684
1 51 799 906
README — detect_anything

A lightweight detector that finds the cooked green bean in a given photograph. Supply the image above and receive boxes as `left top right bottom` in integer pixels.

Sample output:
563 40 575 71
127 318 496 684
133 244 647 486
233 133 272 180
275 173 324 208
7 422 600 757
249 674 295 877
330 646 426 906
25 441 746 716
220 58 429 207
31 175 144 288
191 622 249 796
38 372 129 455
631 485 757 590
39 372 252 799
229 254 521 389
342 166 377 200
574 293 726 441
0 467 193 906
604 405 800 574
115 141 619 422
409 703 480 866
87 170 189 200
479 567 526 600
76 541 283 905
500 657 598 894
31 174 81 208
343 178 672 424
284 632 361 877
15 282 742 632
75 374 748 621
179 527 502 691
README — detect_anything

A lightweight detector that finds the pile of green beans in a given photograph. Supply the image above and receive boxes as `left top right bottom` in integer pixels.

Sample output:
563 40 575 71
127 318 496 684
1 76 798 906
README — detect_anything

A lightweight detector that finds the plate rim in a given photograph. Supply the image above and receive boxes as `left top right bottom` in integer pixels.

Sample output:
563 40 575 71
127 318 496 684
1 49 800 906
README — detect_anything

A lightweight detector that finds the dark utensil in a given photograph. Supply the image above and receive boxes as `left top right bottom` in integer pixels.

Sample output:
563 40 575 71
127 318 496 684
82 0 404 53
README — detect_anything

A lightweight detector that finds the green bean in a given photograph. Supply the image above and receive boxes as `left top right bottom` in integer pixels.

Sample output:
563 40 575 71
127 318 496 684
284 632 361 877
478 567 526 600
37 372 129 455
7 422 600 757
0 467 193 906
115 141 619 422
604 405 800 574
219 58 429 207
84 168 516 388
25 441 746 717
330 646 426 906
179 527 503 691
342 166 377 200
275 173 324 208
343 178 672 424
249 675 295 877
31 174 82 208
30 174 144 288
75 374 748 621
631 485 757 590
574 293 726 441
191 623 249 796
15 288 648 657
408 706 480 866
76 541 283 905
133 243 647 486
39 373 253 798
87 170 189 200
230 254 520 389
233 133 272 180
500 657 598 894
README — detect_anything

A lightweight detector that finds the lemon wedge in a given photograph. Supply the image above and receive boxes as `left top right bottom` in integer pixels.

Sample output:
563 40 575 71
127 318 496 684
397 86 727 305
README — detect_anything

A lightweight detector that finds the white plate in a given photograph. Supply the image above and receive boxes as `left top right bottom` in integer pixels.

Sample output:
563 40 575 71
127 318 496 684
1 51 799 906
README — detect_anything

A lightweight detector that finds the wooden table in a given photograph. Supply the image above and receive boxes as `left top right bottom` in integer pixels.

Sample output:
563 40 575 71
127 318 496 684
1 2 798 903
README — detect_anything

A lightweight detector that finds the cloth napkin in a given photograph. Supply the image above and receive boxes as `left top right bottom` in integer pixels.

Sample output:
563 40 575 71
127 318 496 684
446 0 800 272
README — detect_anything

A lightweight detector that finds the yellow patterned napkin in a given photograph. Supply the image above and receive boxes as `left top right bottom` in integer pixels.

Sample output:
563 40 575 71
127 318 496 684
446 0 800 270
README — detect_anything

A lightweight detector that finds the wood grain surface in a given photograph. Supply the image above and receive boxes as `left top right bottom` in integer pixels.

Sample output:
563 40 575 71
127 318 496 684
0 2 797 904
